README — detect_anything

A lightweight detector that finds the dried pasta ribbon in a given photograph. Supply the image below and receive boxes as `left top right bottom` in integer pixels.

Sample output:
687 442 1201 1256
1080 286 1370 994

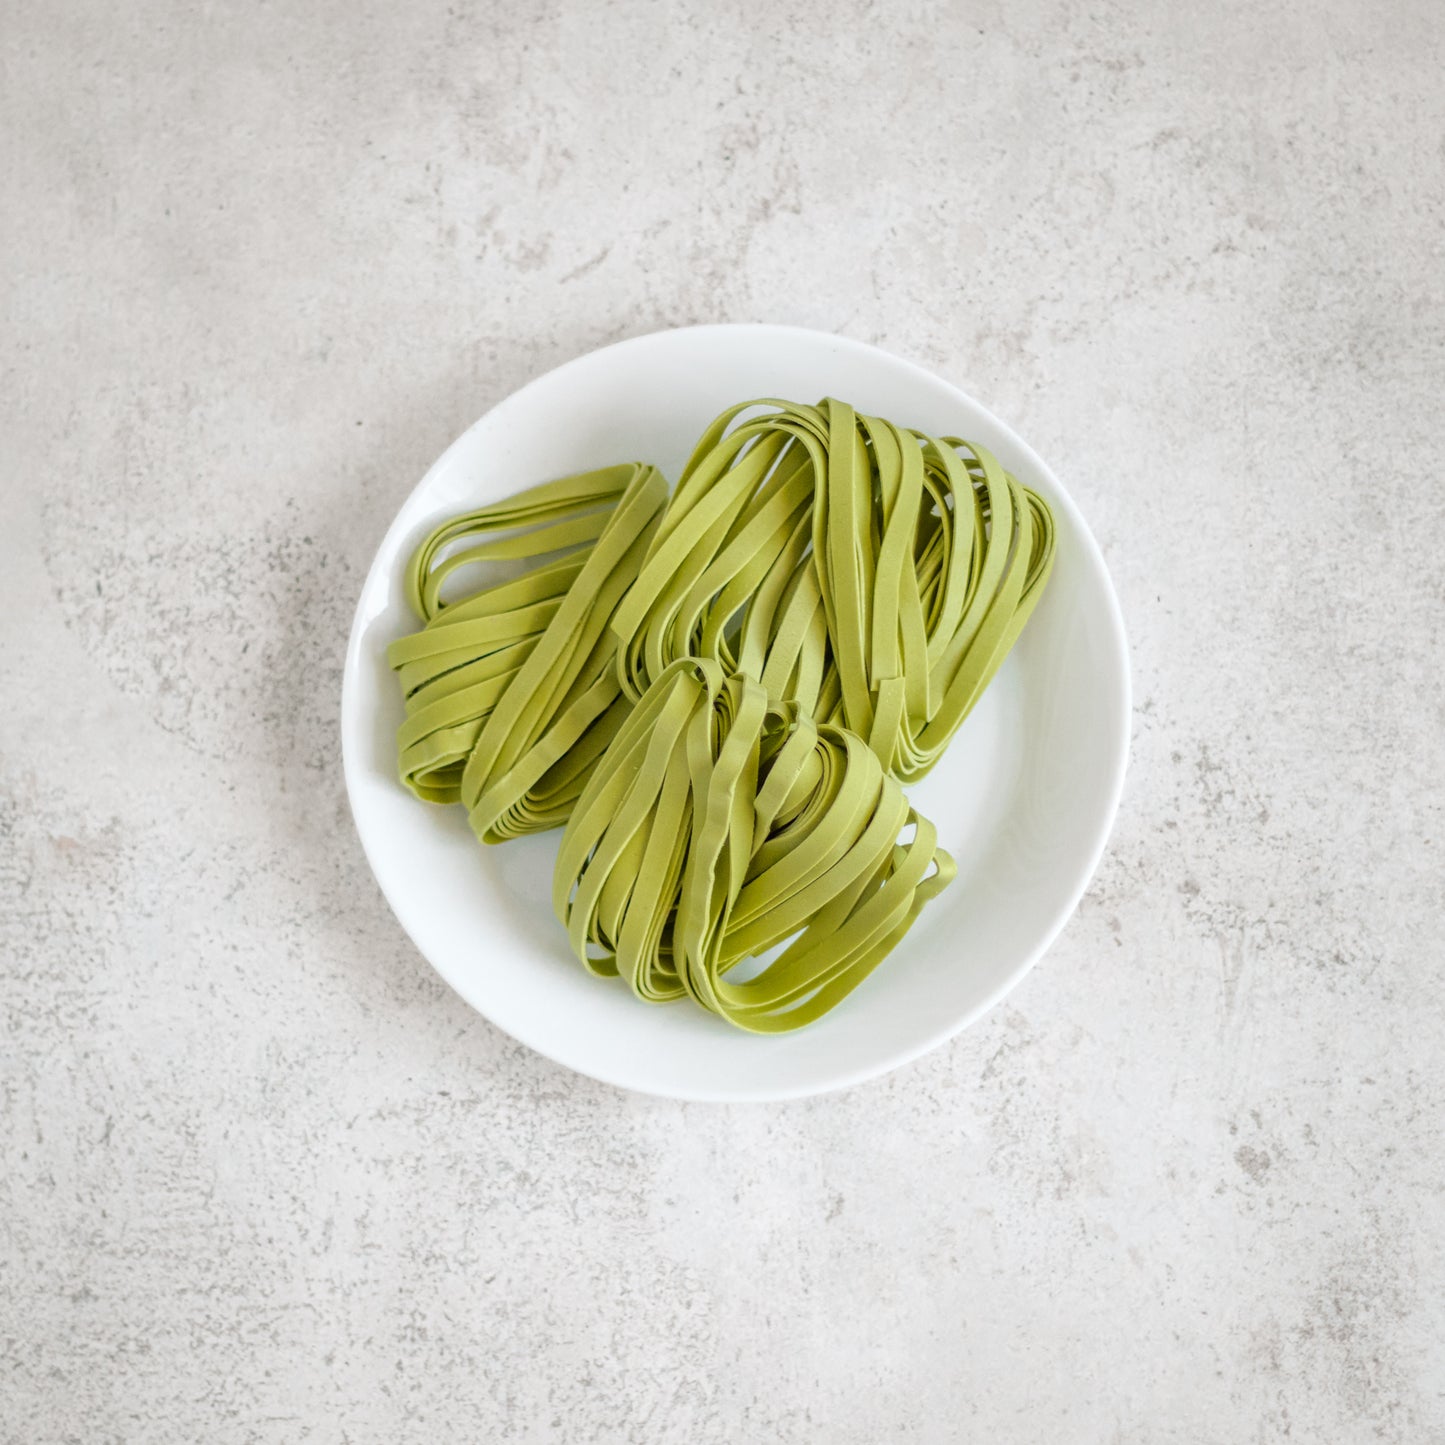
554 657 956 1033
610 398 1055 781
387 463 668 838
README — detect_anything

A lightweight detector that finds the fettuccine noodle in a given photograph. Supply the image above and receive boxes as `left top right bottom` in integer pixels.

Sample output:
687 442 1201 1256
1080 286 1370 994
388 463 668 838
555 657 955 1033
611 398 1055 779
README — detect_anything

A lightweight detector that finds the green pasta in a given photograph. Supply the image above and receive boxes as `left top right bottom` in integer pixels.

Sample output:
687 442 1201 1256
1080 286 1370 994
554 656 955 1033
387 462 668 838
387 395 1055 1032
611 398 1056 780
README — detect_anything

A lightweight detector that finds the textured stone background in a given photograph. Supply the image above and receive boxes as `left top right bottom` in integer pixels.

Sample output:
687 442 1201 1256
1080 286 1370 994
3 1 1443 1440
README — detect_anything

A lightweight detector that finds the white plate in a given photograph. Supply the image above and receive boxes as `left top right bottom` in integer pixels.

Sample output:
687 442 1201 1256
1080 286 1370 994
342 324 1129 1101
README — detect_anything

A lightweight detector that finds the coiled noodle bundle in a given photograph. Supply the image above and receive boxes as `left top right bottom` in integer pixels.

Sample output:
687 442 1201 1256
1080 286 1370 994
387 463 668 839
611 398 1055 779
554 657 955 1033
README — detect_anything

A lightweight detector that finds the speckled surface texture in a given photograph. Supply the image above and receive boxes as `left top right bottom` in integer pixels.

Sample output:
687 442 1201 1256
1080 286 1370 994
4 1 1443 1440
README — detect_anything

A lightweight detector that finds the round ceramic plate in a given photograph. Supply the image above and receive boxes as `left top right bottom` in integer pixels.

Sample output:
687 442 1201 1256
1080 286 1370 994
342 324 1129 1101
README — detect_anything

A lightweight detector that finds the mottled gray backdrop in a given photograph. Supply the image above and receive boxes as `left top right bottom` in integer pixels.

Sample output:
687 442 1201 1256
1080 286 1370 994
3 1 1442 1441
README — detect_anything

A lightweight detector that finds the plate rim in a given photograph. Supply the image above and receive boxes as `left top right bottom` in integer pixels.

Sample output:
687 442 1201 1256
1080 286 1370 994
341 322 1131 1101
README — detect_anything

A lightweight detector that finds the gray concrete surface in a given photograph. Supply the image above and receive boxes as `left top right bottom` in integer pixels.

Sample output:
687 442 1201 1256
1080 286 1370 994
3 1 1443 1440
